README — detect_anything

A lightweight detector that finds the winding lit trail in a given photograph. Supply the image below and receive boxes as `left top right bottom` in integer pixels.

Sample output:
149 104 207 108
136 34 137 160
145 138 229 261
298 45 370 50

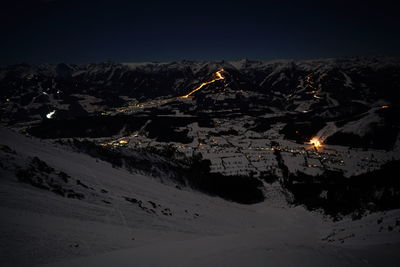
181 69 225 98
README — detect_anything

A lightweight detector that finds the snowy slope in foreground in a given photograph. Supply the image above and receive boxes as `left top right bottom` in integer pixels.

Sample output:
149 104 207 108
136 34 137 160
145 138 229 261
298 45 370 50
0 126 399 267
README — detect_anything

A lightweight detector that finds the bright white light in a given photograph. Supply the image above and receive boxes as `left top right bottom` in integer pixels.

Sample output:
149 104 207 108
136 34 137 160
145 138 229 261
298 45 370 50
309 137 322 149
46 110 56 119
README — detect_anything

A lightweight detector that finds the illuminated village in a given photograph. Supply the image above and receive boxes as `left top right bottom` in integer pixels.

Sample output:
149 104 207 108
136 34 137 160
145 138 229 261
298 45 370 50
97 68 398 180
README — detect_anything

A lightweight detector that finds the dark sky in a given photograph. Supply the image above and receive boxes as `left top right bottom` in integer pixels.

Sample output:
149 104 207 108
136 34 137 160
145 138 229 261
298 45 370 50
1 0 400 64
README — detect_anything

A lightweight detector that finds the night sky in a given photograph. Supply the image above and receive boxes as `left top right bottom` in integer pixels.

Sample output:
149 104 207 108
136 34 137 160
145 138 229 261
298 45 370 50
1 0 400 65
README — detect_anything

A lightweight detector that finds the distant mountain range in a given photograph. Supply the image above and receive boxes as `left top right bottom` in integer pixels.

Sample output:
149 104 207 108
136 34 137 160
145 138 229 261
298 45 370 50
1 56 399 150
